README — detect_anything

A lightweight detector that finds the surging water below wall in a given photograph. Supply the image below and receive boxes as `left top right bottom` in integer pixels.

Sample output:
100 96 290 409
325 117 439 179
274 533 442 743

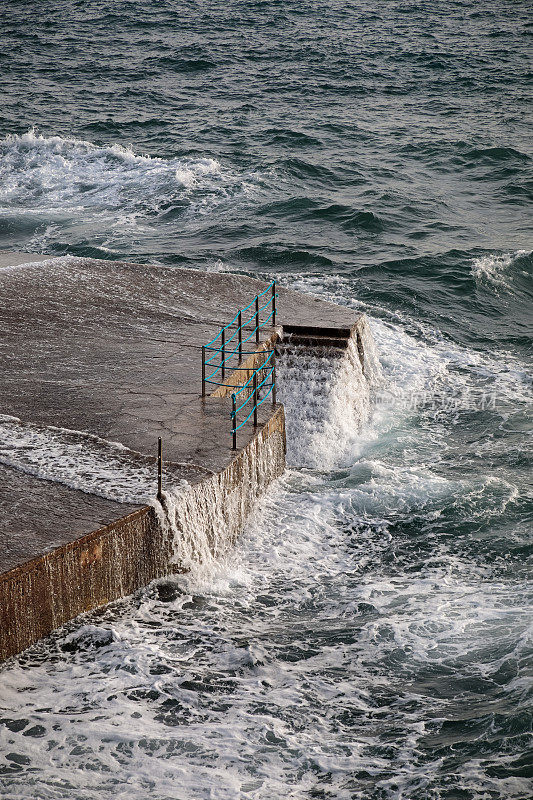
277 321 382 470
0 407 286 661
0 317 377 662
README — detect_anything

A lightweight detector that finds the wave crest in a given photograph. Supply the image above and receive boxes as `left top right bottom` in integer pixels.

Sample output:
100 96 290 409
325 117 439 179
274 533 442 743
471 249 531 291
0 129 255 252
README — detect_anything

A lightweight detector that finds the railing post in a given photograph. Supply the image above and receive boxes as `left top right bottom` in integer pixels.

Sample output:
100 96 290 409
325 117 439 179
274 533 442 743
272 281 276 327
232 394 237 450
255 296 259 344
157 437 162 500
201 345 206 397
238 311 242 361
221 327 225 381
272 347 276 405
253 373 258 426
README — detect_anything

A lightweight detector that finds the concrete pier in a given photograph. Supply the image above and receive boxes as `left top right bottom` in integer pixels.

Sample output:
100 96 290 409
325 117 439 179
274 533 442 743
0 253 365 661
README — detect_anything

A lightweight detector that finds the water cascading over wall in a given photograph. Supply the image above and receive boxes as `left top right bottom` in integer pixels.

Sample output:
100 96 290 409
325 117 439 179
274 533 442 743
277 320 382 470
0 317 379 661
0 410 286 661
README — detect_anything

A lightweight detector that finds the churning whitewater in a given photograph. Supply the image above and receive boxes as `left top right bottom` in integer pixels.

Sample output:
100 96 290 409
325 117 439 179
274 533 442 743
1 1 532 798
0 309 530 799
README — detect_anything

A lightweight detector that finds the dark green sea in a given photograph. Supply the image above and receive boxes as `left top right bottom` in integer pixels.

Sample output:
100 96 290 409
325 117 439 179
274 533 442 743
0 1 532 798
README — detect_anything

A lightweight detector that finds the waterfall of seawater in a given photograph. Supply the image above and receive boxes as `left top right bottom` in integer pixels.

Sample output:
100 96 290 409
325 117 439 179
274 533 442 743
277 326 381 470
156 322 383 575
153 432 284 575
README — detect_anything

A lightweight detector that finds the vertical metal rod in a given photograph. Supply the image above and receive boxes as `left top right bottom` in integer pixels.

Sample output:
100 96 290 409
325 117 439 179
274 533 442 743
238 311 242 361
157 437 162 500
221 327 225 381
253 373 258 427
232 395 237 450
201 345 206 397
272 348 277 405
272 281 276 327
255 296 259 344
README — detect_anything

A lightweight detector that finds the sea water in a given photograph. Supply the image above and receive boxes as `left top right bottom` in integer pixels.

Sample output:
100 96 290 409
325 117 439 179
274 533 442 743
0 2 531 798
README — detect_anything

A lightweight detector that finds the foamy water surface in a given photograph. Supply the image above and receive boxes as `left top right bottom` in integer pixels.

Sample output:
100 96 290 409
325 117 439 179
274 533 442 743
1 1 532 798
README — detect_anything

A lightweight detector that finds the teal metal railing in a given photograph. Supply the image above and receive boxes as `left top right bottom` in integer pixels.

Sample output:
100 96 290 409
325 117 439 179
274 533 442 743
201 281 278 449
230 347 276 449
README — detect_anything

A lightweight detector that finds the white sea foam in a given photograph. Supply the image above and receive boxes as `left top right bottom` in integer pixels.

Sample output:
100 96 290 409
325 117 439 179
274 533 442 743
471 249 530 290
0 414 181 504
0 462 529 800
0 273 530 799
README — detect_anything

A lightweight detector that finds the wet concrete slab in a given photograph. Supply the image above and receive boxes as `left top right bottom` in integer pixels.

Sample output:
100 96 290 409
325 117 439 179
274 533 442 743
0 463 140 574
0 253 359 575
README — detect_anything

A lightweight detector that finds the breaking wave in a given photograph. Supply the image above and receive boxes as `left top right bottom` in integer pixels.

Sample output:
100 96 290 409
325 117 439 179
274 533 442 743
0 130 258 254
471 249 532 291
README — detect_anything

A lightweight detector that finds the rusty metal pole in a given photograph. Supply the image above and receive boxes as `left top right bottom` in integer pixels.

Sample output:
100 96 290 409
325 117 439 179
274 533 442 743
157 437 162 500
272 281 276 327
272 348 276 405
253 373 258 426
221 327 225 381
238 311 242 361
255 296 259 344
201 345 206 397
232 394 237 450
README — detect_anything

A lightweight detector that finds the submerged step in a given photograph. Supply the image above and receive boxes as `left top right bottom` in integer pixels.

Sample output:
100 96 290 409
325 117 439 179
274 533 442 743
282 323 352 348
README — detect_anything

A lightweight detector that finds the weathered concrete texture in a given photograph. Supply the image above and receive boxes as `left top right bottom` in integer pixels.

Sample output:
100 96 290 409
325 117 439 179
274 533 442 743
0 252 362 661
0 254 360 571
0 507 158 662
0 463 140 573
0 408 285 662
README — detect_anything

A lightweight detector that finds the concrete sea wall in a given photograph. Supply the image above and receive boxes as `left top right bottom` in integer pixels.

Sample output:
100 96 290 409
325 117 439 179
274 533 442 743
0 255 373 663
0 407 285 662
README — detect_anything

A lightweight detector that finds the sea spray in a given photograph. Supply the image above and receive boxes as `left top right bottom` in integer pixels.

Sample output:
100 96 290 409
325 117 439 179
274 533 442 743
151 421 286 575
471 249 531 290
277 324 381 469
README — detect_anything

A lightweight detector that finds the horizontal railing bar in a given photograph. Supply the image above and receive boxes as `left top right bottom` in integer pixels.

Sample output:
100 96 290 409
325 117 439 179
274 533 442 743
232 404 257 431
205 375 274 392
235 366 275 413
204 296 277 369
206 364 272 372
204 324 240 365
238 308 275 351
233 350 275 399
231 380 275 433
205 338 243 379
205 379 253 388
203 346 274 355
256 381 274 408
206 321 276 382
242 296 274 329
